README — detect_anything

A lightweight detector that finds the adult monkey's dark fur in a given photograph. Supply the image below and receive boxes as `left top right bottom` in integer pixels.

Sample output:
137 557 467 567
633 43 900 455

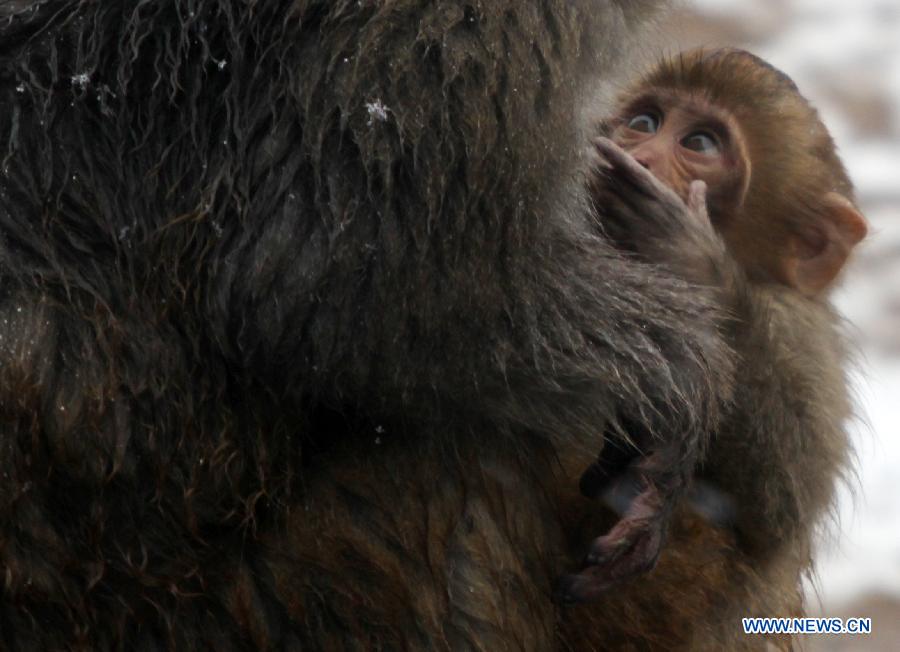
0 1 735 649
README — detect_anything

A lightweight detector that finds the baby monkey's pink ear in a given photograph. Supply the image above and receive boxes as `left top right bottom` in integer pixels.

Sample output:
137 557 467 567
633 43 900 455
784 192 868 296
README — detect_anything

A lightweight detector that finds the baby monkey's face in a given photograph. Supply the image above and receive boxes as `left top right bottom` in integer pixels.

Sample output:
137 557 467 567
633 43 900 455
603 51 868 297
610 91 749 224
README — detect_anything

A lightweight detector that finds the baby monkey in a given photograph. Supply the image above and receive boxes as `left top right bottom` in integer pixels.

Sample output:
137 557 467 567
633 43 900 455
560 47 866 602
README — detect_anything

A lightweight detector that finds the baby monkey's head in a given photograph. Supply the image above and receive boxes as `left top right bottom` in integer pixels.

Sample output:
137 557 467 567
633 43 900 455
607 48 867 295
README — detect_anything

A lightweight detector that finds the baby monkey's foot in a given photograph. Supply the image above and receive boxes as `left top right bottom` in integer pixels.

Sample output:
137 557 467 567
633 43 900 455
556 459 677 604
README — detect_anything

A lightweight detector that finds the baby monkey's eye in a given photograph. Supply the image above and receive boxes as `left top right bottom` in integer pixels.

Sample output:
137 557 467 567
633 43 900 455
626 113 659 133
681 131 720 155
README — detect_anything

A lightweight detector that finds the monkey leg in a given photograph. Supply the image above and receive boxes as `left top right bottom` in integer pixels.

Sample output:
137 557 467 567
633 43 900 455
557 449 685 603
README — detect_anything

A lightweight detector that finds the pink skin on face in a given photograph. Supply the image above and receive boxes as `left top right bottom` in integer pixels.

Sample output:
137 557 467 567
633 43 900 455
610 92 749 224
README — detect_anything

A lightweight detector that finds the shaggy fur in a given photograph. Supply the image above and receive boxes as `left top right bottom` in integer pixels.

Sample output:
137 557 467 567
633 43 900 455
0 1 744 649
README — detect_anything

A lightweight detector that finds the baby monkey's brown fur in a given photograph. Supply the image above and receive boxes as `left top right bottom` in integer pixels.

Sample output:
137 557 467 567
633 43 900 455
562 48 863 648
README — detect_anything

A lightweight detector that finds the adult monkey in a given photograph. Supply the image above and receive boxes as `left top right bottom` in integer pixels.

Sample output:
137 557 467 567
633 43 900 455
0 1 733 650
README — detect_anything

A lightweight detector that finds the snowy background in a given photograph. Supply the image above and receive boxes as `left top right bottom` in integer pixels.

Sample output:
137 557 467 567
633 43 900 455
662 1 900 648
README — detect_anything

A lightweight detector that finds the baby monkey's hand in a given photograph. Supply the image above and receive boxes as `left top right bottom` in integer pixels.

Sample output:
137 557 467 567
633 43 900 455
591 137 727 288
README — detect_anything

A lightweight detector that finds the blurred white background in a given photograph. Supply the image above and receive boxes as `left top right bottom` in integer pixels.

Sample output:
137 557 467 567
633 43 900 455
660 1 900 648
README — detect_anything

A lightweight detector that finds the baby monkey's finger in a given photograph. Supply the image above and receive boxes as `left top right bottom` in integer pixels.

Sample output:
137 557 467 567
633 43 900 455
687 180 710 221
593 138 683 208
